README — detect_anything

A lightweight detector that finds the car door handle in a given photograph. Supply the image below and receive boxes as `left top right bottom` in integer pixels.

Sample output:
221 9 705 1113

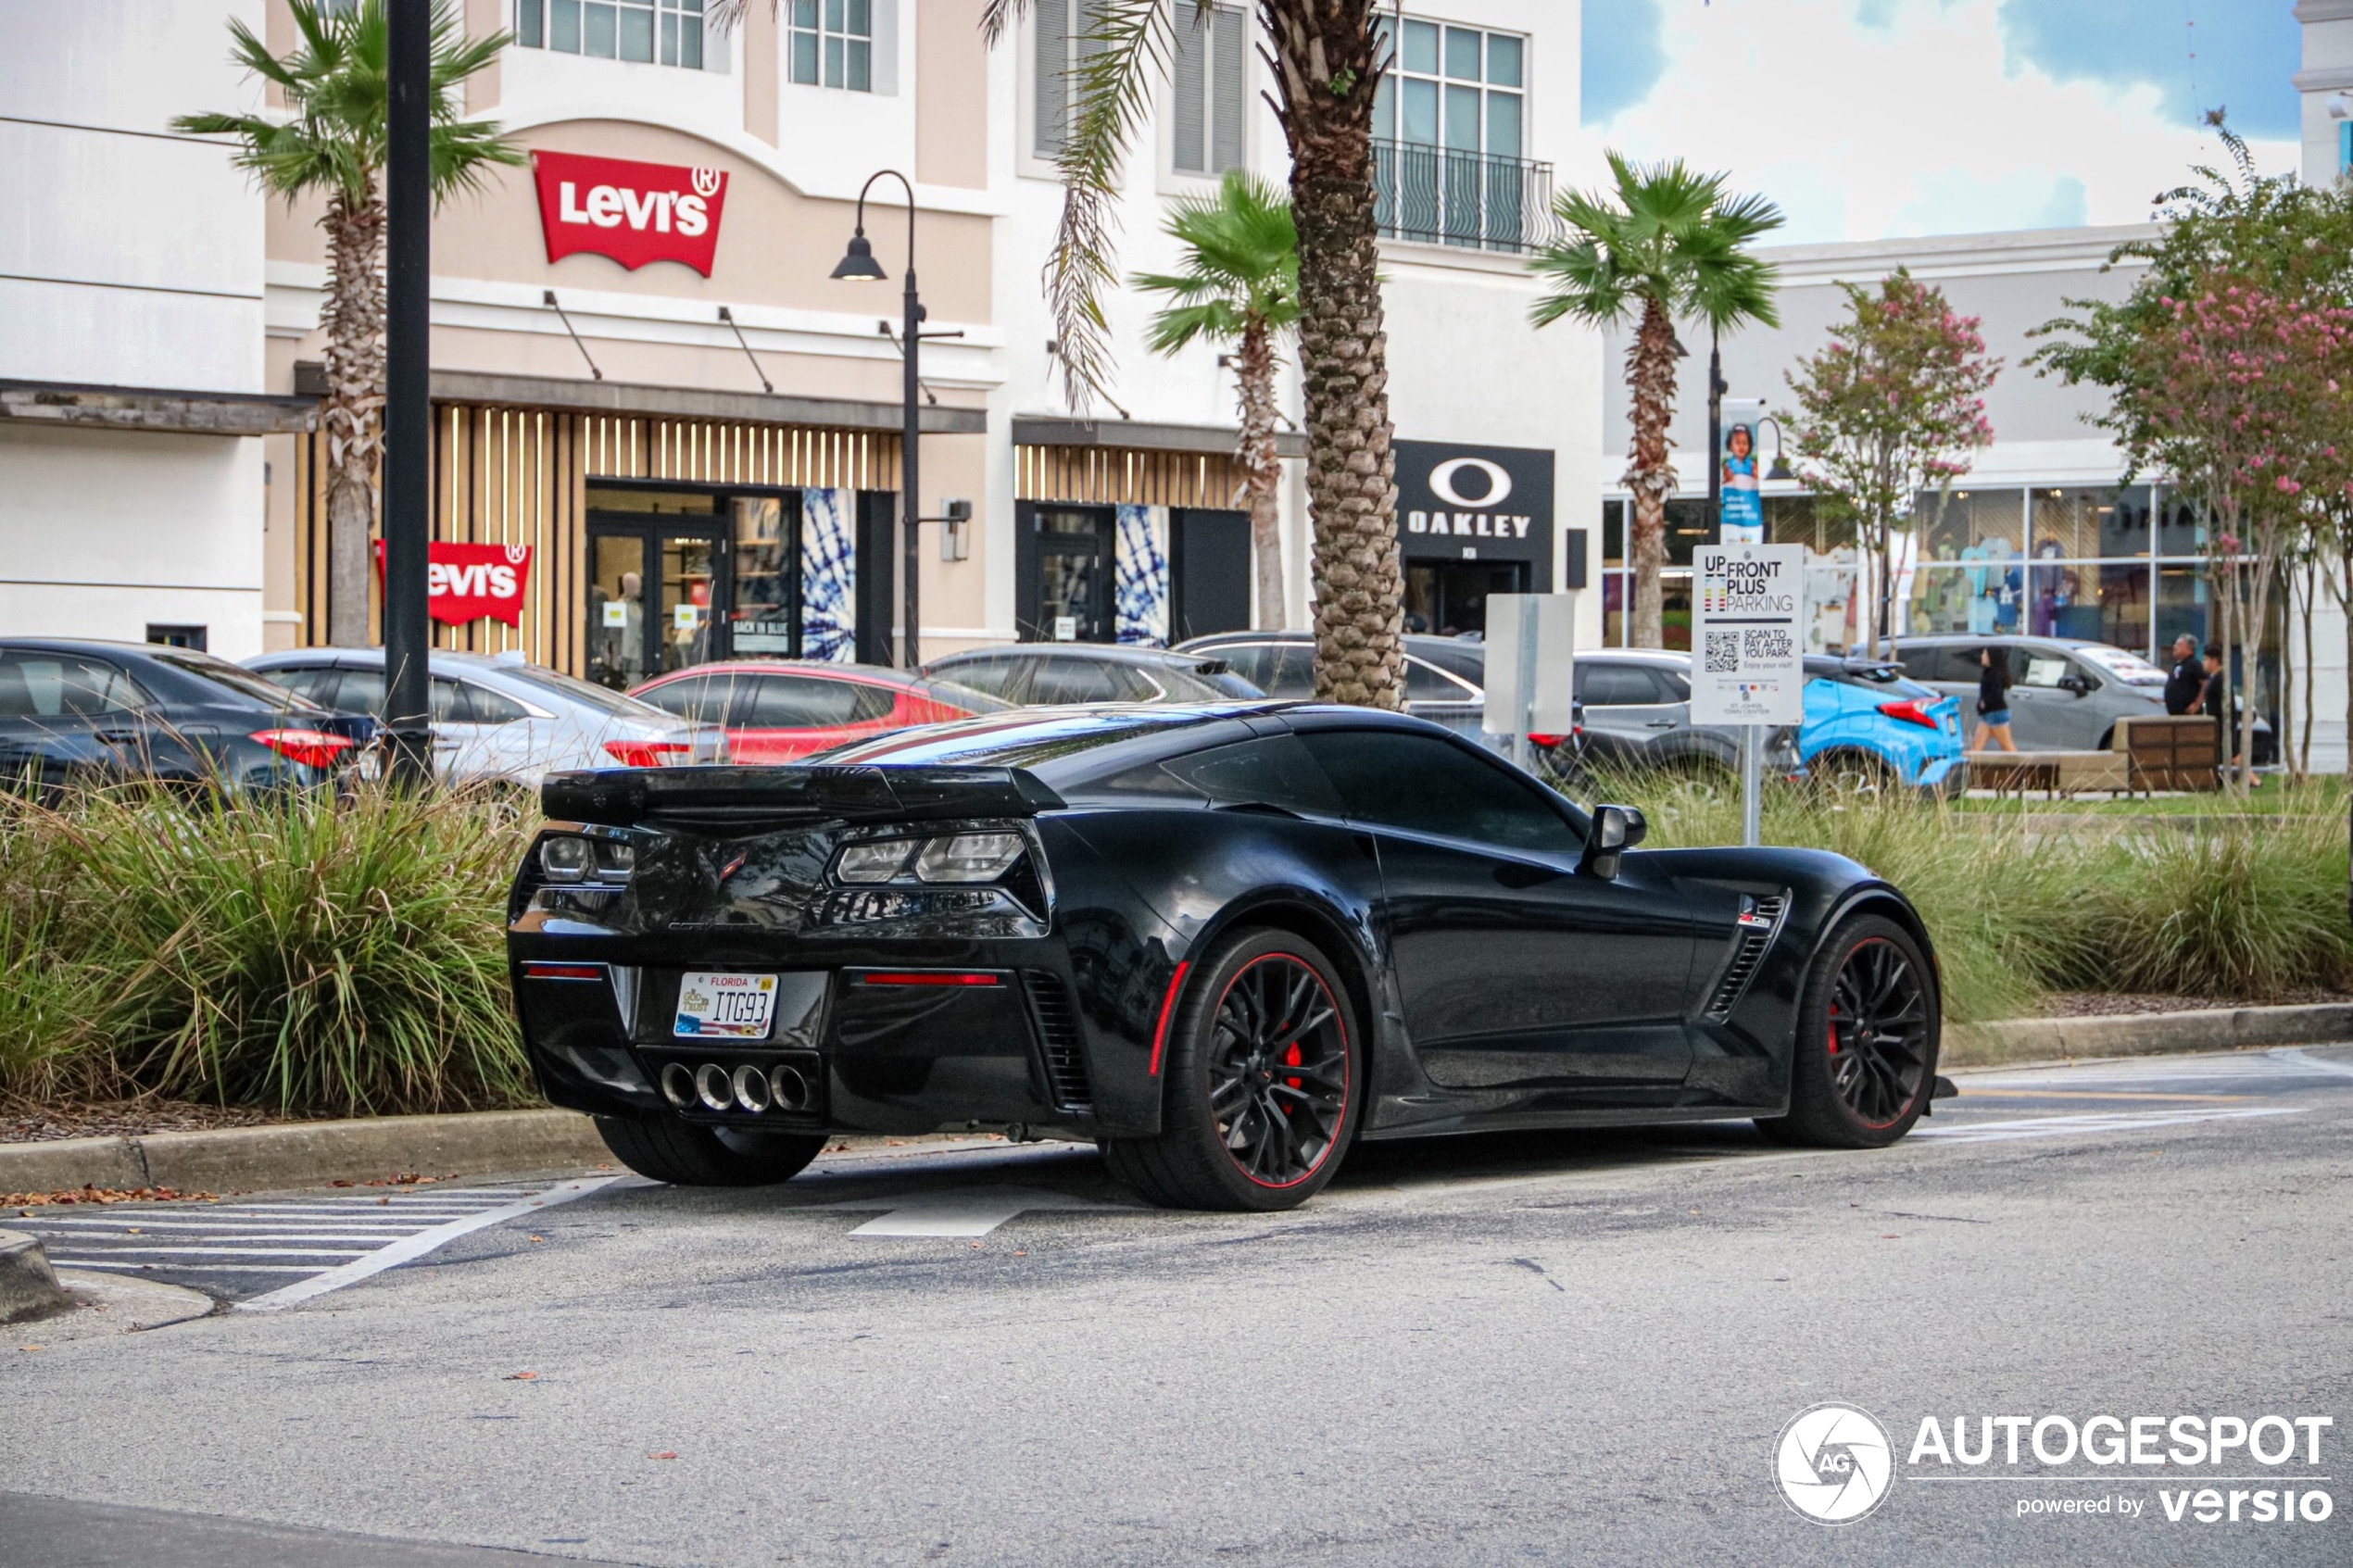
94 728 141 744
1645 720 1677 728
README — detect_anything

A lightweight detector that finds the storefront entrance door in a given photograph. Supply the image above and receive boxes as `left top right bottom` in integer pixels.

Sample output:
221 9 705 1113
1017 504 1116 643
587 517 729 689
1403 559 1529 638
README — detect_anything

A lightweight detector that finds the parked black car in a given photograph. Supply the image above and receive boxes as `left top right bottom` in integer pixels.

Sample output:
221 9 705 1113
918 644 1263 705
1172 629 1581 777
0 638 375 794
510 704 1945 1211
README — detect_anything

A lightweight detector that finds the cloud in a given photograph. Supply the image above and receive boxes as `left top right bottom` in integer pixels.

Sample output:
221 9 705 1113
1582 0 1670 126
1998 0 2300 140
1576 0 2298 245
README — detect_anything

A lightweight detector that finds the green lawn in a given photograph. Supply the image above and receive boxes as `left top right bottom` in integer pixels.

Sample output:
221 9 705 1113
1952 775 2347 817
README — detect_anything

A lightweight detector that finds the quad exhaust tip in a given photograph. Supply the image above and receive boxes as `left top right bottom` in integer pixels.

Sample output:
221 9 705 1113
658 1060 812 1115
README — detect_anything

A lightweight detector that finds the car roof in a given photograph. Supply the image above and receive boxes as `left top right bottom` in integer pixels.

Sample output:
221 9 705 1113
1575 647 1692 665
929 643 1226 669
245 647 517 671
635 660 922 687
1176 630 1484 658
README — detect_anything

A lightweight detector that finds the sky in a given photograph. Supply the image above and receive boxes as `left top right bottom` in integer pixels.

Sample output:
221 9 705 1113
1579 0 2304 245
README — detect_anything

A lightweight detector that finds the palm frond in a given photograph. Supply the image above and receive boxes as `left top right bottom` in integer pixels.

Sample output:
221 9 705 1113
1043 0 1182 408
1132 168 1299 358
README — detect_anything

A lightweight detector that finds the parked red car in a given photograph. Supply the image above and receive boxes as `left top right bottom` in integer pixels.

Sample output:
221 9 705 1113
628 661 1011 764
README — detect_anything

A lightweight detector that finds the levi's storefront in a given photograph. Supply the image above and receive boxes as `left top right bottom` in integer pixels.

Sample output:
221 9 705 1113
273 127 988 682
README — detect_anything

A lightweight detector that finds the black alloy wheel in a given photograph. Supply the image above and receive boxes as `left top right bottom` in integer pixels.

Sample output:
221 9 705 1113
1757 913 1938 1148
1100 929 1360 1211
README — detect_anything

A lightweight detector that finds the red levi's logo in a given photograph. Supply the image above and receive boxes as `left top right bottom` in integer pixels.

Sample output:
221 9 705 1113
531 150 727 276
376 543 535 627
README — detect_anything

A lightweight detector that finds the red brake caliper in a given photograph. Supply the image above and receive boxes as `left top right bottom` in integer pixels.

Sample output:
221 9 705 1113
1827 1003 1841 1056
1284 1043 1302 1104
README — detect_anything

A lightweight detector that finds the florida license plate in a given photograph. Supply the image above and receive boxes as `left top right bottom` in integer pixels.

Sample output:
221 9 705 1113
673 972 779 1040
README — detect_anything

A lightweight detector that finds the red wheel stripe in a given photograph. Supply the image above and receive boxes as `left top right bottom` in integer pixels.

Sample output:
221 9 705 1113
1147 960 1190 1077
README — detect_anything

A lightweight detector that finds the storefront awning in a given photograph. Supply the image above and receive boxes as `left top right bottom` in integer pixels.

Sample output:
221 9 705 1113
291 364 986 436
1013 415 1305 459
0 379 316 436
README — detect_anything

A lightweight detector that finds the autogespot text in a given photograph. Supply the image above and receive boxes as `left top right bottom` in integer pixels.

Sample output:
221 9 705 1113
1906 1412 2335 1524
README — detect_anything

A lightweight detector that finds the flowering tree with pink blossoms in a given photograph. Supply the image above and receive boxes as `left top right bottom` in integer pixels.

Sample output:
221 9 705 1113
1781 270 1999 658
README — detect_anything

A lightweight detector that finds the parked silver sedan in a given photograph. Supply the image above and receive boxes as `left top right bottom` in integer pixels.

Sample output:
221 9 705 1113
245 648 724 788
1571 648 1803 780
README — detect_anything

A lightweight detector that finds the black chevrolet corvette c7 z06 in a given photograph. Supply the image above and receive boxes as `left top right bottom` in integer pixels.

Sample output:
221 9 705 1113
509 703 1944 1210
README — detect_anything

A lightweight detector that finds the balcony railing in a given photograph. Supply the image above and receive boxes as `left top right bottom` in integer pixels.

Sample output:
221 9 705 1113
1373 139 1558 255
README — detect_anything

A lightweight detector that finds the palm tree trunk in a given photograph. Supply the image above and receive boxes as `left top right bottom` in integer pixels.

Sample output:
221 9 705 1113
1266 0 1403 708
1623 295 1679 649
321 186 386 647
1234 318 1287 630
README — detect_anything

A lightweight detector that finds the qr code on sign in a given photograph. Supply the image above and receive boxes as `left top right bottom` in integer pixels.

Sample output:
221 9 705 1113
1743 629 1793 660
1704 631 1741 673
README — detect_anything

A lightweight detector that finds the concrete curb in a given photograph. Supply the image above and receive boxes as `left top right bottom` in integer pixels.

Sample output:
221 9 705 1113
1 1229 71 1324
1945 1002 2353 1068
0 1109 608 1198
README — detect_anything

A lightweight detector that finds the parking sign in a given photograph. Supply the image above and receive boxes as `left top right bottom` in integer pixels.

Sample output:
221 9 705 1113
1692 545 1806 725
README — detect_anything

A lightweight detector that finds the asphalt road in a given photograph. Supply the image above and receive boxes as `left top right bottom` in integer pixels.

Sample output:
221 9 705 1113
6 1045 2349 1567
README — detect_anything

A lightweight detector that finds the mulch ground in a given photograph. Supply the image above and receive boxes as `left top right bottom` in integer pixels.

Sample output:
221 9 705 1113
1 1098 295 1145
2031 989 2353 1017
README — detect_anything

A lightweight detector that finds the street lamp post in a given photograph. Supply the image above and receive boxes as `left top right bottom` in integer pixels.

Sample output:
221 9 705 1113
1705 322 1727 542
382 0 432 785
832 171 922 670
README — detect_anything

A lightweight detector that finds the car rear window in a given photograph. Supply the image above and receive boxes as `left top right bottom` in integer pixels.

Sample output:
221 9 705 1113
2074 644 2167 686
914 677 1015 714
820 708 1220 767
506 664 673 720
154 651 321 710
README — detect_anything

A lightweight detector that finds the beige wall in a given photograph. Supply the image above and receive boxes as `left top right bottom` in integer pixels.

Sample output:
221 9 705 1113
916 0 989 190
743 3 779 145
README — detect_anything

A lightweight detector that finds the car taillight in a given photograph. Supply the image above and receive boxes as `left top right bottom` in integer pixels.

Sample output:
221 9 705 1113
603 740 692 767
1877 699 1940 730
1529 734 1567 747
250 728 355 769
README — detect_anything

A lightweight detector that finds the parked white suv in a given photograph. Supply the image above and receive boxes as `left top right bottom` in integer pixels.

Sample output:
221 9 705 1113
245 648 724 788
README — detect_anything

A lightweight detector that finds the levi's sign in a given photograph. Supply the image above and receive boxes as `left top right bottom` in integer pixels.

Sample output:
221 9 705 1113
375 542 534 627
532 150 727 276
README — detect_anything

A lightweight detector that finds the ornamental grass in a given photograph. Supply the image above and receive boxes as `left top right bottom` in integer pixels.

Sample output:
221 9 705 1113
0 782 533 1117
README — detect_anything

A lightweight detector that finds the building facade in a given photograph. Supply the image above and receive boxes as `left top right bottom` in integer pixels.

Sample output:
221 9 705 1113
0 0 307 659
0 1 1602 683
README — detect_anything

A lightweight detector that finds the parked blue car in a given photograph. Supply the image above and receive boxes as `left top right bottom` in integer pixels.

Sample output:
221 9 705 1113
1801 656 1967 796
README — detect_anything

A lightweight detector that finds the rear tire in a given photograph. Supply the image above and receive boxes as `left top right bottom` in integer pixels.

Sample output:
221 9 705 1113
1100 929 1361 1211
595 1116 825 1186
1755 914 1938 1149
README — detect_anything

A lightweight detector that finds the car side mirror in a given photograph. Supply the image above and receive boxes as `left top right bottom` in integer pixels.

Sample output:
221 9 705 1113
2060 673 2096 695
1579 803 1648 880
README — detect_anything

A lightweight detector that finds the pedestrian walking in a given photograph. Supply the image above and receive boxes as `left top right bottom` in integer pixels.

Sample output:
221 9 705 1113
2202 642 2260 788
1972 646 2017 753
2164 633 2203 716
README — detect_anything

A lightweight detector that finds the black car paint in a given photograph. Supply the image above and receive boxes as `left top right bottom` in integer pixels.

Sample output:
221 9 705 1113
0 637 374 794
509 705 1935 1147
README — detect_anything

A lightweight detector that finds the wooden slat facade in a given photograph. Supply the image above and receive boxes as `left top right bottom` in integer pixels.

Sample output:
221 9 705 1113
291 405 899 672
1013 445 1240 508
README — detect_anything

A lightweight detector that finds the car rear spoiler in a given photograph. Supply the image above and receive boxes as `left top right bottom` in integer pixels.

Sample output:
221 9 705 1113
541 764 1067 831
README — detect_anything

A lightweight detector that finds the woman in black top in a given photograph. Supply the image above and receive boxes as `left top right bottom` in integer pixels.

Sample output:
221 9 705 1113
1972 646 2017 753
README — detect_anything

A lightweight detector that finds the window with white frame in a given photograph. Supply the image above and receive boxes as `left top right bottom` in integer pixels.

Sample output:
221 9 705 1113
789 0 873 93
517 0 707 69
1374 15 1523 161
1171 5 1247 176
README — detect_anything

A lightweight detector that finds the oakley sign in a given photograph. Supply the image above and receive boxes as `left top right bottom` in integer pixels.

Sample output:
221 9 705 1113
1393 439 1555 575
532 150 728 276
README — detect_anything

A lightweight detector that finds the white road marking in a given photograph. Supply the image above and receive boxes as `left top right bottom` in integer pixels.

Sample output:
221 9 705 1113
48 1261 331 1274
234 1175 621 1312
1913 1107 2301 1143
819 1185 1138 1238
2271 1047 2353 1079
53 1246 371 1258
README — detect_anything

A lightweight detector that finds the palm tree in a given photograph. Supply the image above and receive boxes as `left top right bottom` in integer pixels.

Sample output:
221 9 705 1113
1531 153 1782 648
1133 171 1301 630
175 1 518 647
978 0 1404 708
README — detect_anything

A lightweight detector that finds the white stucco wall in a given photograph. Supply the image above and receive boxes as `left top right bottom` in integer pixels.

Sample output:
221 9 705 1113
0 0 271 655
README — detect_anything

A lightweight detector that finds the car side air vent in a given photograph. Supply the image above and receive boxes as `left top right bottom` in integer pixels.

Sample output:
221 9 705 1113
1022 971 1092 1112
1705 893 1790 1021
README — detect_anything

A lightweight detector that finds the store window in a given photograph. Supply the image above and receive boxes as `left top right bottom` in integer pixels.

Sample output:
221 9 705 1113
790 0 873 92
1171 5 1248 175
518 0 707 69
1369 15 1532 249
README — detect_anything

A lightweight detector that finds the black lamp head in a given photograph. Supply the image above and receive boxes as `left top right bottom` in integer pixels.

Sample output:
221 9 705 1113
1767 455 1794 482
831 232 887 282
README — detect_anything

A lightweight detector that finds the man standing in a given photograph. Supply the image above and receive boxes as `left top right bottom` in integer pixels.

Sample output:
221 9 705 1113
2164 633 2203 715
2202 642 2259 788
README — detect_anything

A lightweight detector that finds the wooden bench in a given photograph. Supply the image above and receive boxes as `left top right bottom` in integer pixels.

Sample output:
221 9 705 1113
1964 749 2132 799
2112 715 2221 794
